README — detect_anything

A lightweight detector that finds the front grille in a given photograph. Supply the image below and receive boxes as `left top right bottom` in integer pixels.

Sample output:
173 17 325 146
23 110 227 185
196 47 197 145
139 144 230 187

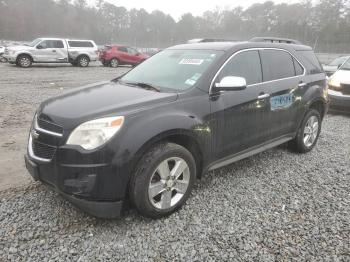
340 84 350 95
32 139 57 160
37 117 63 134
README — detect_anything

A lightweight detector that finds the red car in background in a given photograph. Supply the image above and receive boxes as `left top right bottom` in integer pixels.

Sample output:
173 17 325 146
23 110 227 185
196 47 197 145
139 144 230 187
99 45 149 67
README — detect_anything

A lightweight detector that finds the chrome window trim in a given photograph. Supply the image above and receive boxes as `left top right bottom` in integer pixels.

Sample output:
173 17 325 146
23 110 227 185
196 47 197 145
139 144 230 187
210 47 306 94
34 115 63 137
28 134 51 163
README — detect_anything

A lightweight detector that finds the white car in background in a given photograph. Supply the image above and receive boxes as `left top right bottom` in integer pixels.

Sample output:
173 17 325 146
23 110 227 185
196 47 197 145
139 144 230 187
323 56 350 76
328 57 350 113
4 38 99 67
0 46 7 62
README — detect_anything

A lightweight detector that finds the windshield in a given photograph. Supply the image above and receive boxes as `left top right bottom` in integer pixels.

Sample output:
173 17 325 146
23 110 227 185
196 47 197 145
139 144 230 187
120 49 223 91
339 57 350 70
27 38 42 47
330 56 348 66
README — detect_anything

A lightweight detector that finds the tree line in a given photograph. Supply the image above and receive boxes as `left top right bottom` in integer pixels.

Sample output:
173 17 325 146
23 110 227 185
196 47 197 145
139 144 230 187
0 0 349 52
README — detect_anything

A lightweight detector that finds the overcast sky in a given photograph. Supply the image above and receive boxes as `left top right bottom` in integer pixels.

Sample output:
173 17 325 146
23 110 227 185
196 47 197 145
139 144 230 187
96 0 302 20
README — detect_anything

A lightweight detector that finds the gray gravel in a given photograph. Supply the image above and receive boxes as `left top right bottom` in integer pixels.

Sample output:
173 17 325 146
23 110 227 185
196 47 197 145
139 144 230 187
0 62 350 261
0 114 349 261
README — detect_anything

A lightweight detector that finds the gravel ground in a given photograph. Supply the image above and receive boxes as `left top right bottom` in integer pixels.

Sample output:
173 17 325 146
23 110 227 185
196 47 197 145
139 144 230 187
0 62 350 261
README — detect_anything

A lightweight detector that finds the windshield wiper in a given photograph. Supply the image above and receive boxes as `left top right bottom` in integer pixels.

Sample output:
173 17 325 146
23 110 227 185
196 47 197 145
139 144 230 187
120 81 161 92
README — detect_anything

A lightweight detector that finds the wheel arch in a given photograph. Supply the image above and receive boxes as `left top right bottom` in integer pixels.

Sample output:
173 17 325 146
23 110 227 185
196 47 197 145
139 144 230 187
131 129 204 180
308 98 327 119
16 53 34 62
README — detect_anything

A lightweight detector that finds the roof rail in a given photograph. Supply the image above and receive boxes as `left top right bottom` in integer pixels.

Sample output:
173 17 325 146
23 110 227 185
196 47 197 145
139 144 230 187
250 37 301 45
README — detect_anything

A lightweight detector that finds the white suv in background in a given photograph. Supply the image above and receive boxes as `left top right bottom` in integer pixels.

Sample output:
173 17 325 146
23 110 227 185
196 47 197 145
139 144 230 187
4 38 99 67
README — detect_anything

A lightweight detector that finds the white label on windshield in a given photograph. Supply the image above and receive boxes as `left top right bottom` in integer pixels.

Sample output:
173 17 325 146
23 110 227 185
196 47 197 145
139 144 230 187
185 79 196 86
180 59 204 65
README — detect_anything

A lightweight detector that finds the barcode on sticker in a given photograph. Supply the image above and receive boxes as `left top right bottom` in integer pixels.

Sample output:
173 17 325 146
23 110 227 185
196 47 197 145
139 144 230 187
179 59 204 65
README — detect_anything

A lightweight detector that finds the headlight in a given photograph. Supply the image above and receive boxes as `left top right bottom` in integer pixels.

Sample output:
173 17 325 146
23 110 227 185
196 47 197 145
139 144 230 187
66 116 124 150
328 78 341 88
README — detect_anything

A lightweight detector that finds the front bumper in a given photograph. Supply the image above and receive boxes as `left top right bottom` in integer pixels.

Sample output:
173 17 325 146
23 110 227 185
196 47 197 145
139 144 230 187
328 89 350 113
3 54 16 62
25 154 124 218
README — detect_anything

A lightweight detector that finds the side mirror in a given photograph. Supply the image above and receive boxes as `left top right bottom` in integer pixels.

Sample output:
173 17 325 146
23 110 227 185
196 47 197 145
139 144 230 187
36 45 44 49
215 76 247 91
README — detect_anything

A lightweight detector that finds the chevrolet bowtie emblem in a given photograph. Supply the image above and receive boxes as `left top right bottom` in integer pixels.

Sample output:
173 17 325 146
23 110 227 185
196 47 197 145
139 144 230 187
31 129 39 139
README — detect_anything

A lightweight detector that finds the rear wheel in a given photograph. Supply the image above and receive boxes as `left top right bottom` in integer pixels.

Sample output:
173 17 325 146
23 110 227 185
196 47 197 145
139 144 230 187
289 109 321 153
110 58 119 68
17 55 32 68
77 55 90 67
129 143 196 219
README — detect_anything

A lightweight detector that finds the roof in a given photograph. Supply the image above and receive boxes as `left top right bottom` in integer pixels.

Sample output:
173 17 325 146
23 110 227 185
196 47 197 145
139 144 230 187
169 41 312 52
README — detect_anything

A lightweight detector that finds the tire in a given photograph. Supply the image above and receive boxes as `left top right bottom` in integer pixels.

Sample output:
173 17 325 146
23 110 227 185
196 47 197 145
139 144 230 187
110 58 119 68
77 55 90 67
129 143 196 219
0 55 7 63
17 54 32 68
289 109 321 153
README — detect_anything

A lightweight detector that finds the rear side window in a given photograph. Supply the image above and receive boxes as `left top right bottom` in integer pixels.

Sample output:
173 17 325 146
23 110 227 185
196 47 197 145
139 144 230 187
260 50 295 81
297 50 323 74
40 40 64 49
68 41 94 48
293 58 304 75
217 50 262 85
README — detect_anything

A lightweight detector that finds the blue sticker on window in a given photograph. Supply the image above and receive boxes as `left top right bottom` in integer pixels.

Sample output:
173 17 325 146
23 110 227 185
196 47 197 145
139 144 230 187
270 94 294 110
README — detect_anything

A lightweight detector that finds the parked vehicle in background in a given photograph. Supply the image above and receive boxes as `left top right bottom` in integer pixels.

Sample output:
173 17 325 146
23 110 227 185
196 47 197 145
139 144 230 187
0 46 7 62
99 45 149 67
4 38 99 68
25 39 328 219
323 56 350 76
328 57 350 113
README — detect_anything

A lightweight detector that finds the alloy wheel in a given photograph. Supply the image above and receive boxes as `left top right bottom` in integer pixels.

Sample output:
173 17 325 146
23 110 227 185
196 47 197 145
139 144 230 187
20 57 31 67
148 157 190 210
80 57 89 67
303 115 319 147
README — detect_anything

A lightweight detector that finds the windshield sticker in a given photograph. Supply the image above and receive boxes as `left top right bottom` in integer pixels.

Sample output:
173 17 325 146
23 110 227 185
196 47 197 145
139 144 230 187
180 59 204 65
270 94 294 110
185 79 197 86
190 73 202 81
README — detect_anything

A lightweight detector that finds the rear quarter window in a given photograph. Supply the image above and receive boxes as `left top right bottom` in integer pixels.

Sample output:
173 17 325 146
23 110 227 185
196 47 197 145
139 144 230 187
68 41 94 48
297 50 323 74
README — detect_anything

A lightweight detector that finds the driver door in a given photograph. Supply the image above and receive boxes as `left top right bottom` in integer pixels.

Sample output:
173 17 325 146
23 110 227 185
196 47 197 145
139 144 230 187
210 50 271 161
34 40 67 62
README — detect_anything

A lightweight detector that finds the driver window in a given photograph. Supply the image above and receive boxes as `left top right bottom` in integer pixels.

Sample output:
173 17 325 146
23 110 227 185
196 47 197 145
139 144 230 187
217 50 262 85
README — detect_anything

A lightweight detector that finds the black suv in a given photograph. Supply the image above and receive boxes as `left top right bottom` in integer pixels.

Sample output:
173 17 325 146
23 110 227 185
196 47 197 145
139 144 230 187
25 40 329 219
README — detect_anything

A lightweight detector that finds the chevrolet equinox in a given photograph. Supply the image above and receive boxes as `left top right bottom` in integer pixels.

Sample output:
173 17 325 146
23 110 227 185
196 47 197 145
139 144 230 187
25 40 329 219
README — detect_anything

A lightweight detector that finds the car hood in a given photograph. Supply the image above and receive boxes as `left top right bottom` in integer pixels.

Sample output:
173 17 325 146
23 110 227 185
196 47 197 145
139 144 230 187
7 45 35 51
331 70 350 84
38 81 178 128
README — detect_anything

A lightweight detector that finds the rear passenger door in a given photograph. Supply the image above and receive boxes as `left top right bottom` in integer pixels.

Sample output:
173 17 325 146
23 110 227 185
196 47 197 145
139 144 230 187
259 49 305 139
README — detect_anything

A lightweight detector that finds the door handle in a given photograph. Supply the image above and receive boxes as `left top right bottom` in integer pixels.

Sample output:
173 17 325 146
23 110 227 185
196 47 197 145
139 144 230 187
298 82 307 88
258 93 270 99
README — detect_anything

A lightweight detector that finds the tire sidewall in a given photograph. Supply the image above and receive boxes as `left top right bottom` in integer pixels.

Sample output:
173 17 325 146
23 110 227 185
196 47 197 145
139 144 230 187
297 109 321 152
131 143 196 218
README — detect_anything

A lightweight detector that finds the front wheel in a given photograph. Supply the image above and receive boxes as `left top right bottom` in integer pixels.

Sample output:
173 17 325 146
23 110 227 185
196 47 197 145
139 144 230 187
289 109 321 153
17 55 32 68
129 143 196 219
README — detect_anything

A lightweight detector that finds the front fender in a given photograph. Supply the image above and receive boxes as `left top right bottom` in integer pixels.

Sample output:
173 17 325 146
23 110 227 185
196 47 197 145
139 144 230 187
112 111 210 165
